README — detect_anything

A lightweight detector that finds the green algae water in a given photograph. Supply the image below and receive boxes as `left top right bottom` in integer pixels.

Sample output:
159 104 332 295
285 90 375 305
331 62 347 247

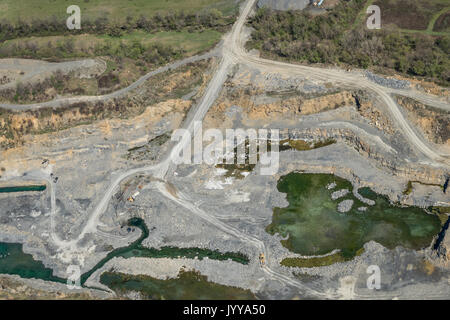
0 243 65 283
267 173 441 260
89 218 253 298
0 218 248 288
100 270 256 300
80 218 249 285
0 185 46 193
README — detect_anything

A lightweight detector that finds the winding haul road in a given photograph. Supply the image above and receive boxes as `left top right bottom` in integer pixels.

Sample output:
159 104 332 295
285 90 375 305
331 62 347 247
227 0 450 166
0 50 219 111
19 0 448 298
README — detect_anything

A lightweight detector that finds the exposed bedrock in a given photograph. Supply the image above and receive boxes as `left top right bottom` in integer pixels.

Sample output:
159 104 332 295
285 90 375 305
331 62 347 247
277 127 448 186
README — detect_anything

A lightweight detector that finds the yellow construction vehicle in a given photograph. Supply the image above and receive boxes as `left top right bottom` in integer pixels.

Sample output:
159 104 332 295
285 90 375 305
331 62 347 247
259 253 265 267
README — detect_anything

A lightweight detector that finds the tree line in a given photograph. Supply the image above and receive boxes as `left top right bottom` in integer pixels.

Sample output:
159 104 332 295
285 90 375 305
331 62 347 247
0 38 183 66
0 9 230 41
248 0 449 86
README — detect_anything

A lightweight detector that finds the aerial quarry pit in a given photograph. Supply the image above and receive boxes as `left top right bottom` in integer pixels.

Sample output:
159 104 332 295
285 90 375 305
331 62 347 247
0 0 449 301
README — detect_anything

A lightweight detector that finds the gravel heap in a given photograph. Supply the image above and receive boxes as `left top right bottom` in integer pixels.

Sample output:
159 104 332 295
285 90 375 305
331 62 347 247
257 0 310 11
365 71 410 89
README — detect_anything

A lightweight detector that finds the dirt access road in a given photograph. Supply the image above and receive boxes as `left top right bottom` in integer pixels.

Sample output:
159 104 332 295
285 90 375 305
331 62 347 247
226 0 450 166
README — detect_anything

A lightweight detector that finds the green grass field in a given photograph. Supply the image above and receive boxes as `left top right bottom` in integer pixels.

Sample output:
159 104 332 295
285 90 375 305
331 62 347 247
373 0 449 31
103 30 222 55
0 29 222 59
0 0 239 23
0 0 235 63
0 1 233 104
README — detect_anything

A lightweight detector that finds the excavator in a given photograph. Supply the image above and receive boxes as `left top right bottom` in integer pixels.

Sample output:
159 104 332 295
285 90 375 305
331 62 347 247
259 253 265 267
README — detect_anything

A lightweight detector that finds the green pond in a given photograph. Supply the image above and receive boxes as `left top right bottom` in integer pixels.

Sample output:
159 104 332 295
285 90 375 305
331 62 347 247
267 173 442 259
0 242 65 283
0 218 249 290
0 185 46 193
100 270 256 300
80 217 249 285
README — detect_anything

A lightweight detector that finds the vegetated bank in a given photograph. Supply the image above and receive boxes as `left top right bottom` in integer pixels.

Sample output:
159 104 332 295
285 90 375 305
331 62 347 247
100 269 256 300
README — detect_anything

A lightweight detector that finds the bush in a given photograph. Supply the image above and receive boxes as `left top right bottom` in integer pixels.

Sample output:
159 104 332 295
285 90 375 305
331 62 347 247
0 10 231 42
248 1 449 86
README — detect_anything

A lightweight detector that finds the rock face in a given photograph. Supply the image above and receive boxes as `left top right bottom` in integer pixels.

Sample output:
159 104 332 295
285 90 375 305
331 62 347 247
257 0 310 11
395 95 450 146
276 127 448 185
434 220 450 267
214 86 356 121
